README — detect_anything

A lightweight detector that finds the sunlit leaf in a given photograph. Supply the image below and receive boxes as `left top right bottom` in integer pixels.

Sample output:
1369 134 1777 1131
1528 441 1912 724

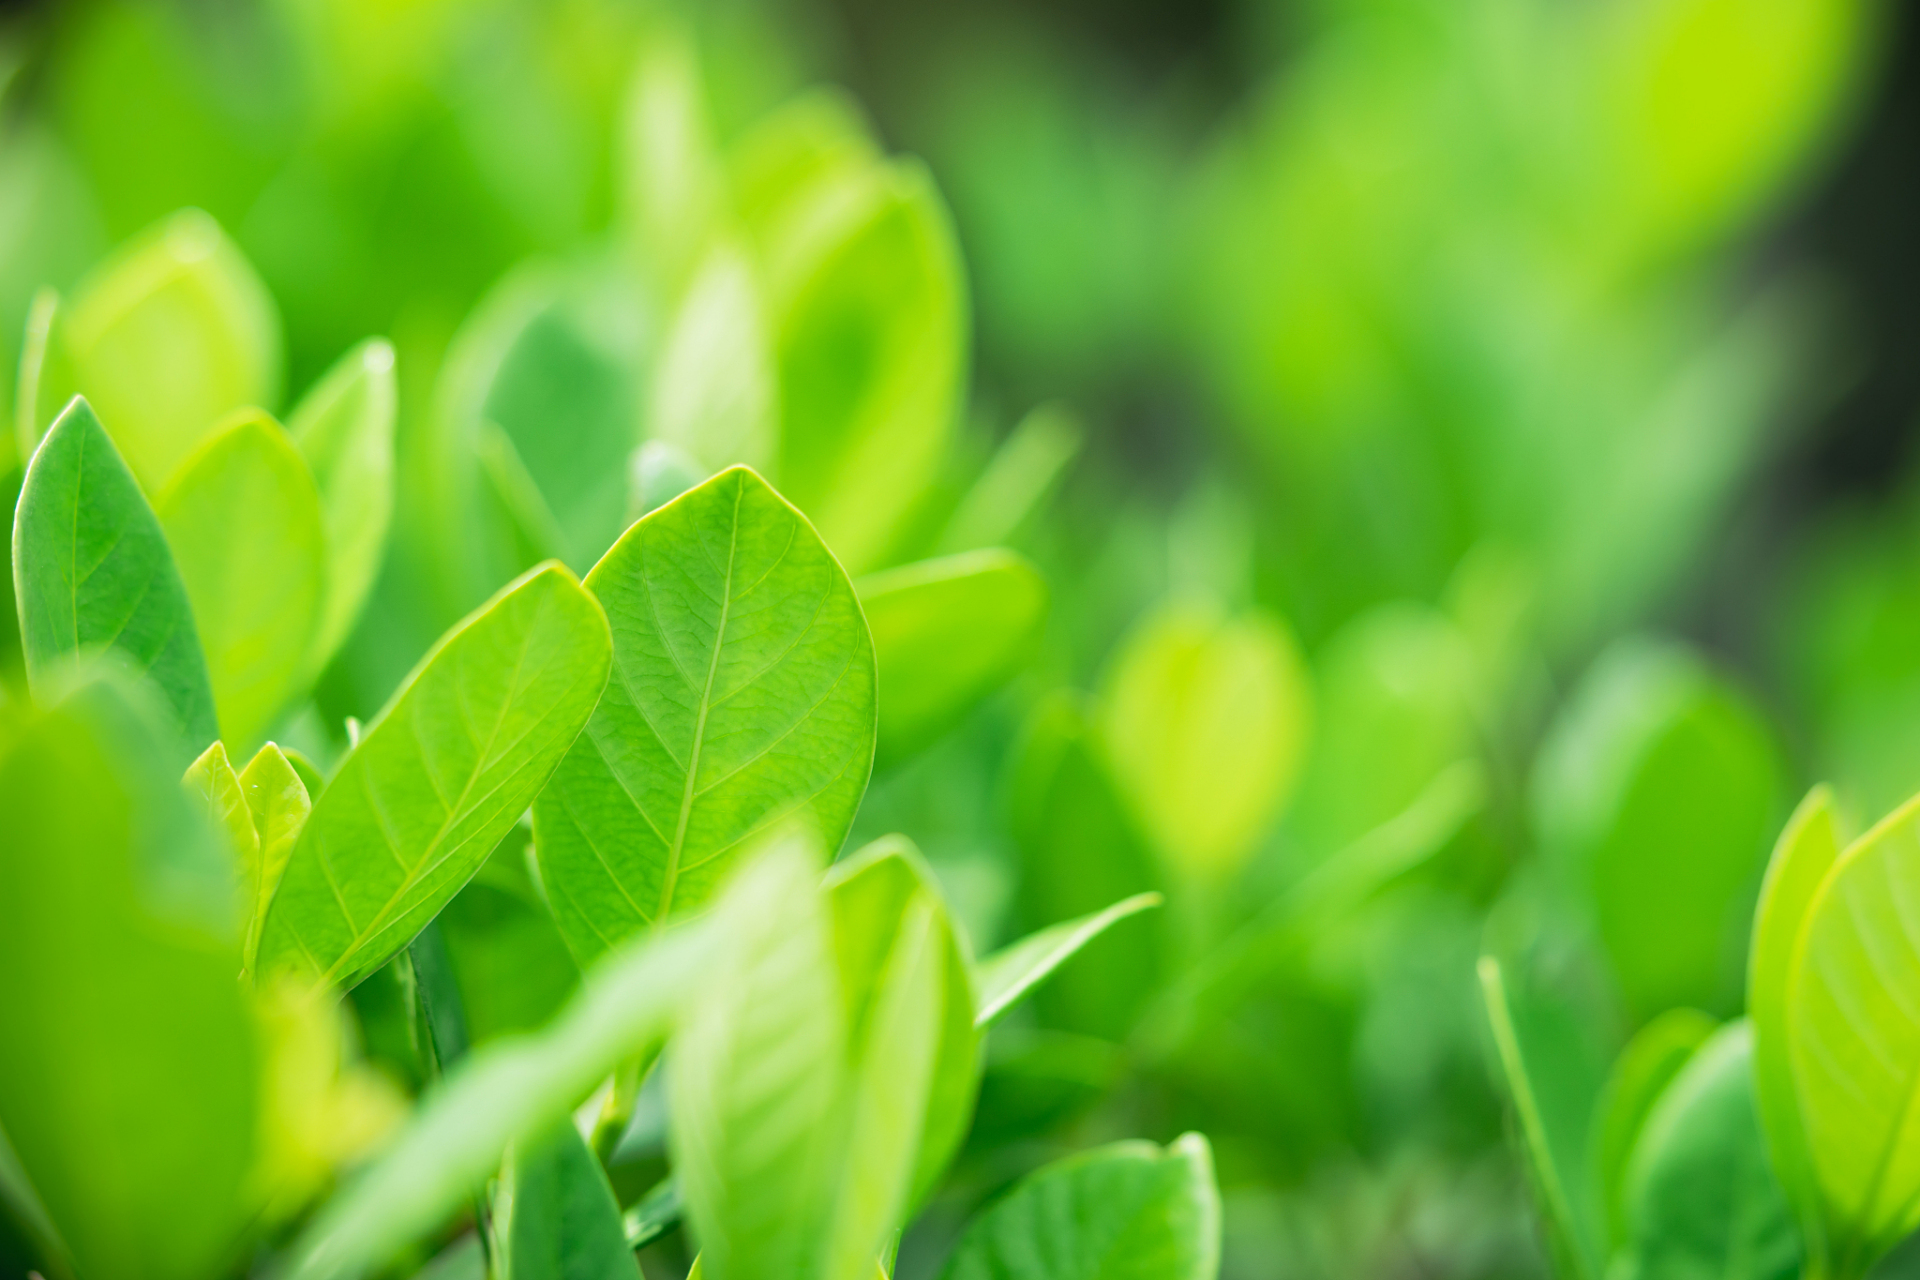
650 243 774 474
158 411 326 749
289 338 396 678
532 465 875 964
256 563 611 991
238 743 311 978
13 397 218 761
859 549 1047 769
938 1133 1221 1280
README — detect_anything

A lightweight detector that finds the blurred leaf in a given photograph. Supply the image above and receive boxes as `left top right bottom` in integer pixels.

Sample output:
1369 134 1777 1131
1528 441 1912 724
1615 1022 1799 1280
651 243 775 474
495 1123 640 1280
621 1178 682 1251
437 865 581 1047
0 672 254 1280
669 834 843 1280
289 338 396 679
968 1030 1126 1150
619 21 724 295
531 466 875 964
158 411 326 749
14 397 218 761
1592 1008 1717 1249
257 563 611 991
1787 793 1920 1277
1534 640 1782 1016
186 737 258 873
975 892 1163 1028
52 209 280 490
826 836 979 1203
1747 786 1842 1261
238 742 311 978
1099 600 1310 881
860 549 1047 769
730 91 880 237
13 289 75 464
934 401 1082 555
938 1133 1221 1280
1479 956 1602 1280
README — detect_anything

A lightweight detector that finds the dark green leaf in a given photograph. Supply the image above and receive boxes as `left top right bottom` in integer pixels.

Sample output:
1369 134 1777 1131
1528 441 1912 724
975 893 1163 1028
495 1123 640 1280
1592 1008 1716 1248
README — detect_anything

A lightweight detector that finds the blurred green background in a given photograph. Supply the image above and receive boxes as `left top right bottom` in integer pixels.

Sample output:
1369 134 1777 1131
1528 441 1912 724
3 0 1918 1276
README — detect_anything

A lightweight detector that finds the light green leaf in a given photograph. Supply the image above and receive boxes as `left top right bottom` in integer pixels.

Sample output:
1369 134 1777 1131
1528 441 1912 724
238 743 310 978
826 837 980 1204
289 338 396 678
0 672 254 1280
158 411 326 750
277 887 724 1280
1098 600 1311 881
1616 1022 1799 1280
938 1133 1221 1280
1592 1008 1717 1248
55 209 281 491
859 549 1048 769
975 893 1164 1028
669 833 843 1280
185 738 258 871
256 563 612 991
1478 956 1599 1280
650 243 774 474
1788 792 1920 1277
13 397 218 761
934 402 1082 555
1748 784 1841 1258
531 465 876 964
494 1123 639 1280
13 289 74 463
618 20 724 296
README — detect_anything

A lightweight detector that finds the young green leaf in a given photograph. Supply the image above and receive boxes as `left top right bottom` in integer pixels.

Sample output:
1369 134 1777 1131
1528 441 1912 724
494 1123 640 1280
0 672 255 1280
975 893 1164 1028
1098 601 1311 881
186 738 258 869
532 465 876 964
13 289 74 462
239 743 311 977
289 338 396 678
1592 1007 1717 1248
52 208 281 490
1615 1022 1800 1280
13 397 219 761
938 1133 1221 1280
650 243 775 474
1478 956 1600 1280
1748 784 1841 1257
256 563 612 991
1787 792 1920 1277
158 411 327 749
858 549 1048 769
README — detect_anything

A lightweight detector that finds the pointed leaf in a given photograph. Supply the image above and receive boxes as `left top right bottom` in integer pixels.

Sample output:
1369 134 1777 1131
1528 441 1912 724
158 412 326 749
859 549 1048 769
495 1123 640 1280
975 893 1164 1028
290 339 396 676
1788 793 1920 1275
937 1133 1221 1280
532 465 876 964
13 397 218 761
256 563 611 991
1616 1023 1800 1280
185 739 258 870
239 743 311 977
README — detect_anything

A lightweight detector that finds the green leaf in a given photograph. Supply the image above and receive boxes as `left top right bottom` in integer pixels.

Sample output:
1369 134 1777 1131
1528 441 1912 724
13 289 74 463
1478 956 1600 1280
277 883 725 1280
1098 601 1311 881
158 411 327 749
437 840 581 1047
1787 792 1920 1276
1748 784 1841 1258
859 549 1047 769
13 397 218 761
494 1123 640 1280
256 563 612 991
54 209 281 491
532 465 876 964
825 837 980 1204
289 338 397 678
0 671 255 1280
650 243 775 474
238 743 311 977
669 833 843 1280
185 738 258 871
1616 1022 1799 1280
618 20 724 295
1592 1008 1717 1248
937 1133 1221 1280
1533 640 1783 1016
975 893 1164 1028
933 402 1082 555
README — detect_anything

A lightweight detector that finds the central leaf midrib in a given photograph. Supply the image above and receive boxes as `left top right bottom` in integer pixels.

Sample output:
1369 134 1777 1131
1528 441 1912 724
659 480 743 922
